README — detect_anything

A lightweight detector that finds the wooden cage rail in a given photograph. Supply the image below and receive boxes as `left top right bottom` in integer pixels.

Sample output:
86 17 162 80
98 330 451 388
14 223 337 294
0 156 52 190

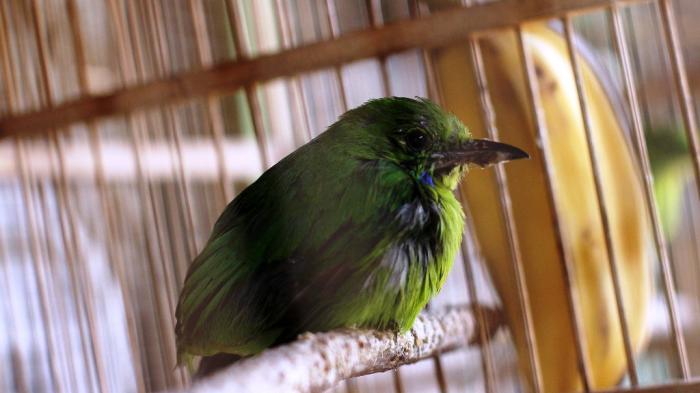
0 138 263 180
0 0 652 138
596 381 700 393
176 305 503 393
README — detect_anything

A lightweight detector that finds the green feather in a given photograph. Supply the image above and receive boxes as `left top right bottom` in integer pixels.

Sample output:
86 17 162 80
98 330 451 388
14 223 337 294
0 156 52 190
175 97 522 367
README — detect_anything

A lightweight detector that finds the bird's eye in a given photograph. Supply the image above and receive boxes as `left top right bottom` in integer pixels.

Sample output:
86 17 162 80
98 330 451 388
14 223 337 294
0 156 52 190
405 130 430 151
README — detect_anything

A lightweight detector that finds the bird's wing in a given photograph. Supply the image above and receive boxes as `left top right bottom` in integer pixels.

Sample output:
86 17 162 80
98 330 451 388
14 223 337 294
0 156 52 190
175 140 415 361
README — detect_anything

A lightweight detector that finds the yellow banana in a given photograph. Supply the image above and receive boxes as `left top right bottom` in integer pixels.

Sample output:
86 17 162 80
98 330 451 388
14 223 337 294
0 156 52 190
433 25 652 392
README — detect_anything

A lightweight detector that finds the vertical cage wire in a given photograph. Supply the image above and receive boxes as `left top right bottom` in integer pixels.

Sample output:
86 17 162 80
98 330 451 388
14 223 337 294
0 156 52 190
657 0 700 200
0 5 65 392
443 41 499 393
608 2 690 380
16 144 65 390
124 2 185 386
321 0 352 118
323 0 350 114
131 1 191 317
224 0 272 169
0 223 21 391
456 193 498 393
30 1 112 391
146 0 199 267
514 23 598 392
542 15 604 392
187 0 234 206
516 26 584 392
365 0 393 99
273 0 315 144
34 181 82 392
62 0 147 390
107 0 186 387
1 13 61 393
105 2 168 388
410 2 445 106
153 1 203 283
561 10 646 388
470 34 544 393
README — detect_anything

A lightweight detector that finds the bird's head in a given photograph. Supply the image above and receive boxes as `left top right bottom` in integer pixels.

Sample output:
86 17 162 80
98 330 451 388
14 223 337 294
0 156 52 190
338 97 529 190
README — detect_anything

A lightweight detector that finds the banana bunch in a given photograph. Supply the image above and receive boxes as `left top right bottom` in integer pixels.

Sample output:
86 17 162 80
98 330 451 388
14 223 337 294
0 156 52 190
433 25 653 392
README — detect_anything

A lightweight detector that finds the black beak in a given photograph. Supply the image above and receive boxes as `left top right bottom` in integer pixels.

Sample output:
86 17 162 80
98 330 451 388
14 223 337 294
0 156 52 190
432 138 529 172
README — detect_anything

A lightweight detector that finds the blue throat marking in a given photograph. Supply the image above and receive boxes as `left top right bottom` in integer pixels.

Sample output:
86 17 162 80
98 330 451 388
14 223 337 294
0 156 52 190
419 171 435 187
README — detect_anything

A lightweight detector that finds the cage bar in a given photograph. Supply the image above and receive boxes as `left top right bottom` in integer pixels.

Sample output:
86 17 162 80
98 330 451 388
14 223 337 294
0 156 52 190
608 2 691 380
62 1 148 390
126 1 189 385
14 141 64 391
561 13 639 390
599 380 700 393
323 0 350 113
224 0 272 169
0 9 70 389
365 0 393 98
469 35 544 393
36 181 85 392
514 23 608 392
99 7 165 384
108 0 187 387
147 0 199 263
0 217 35 393
273 0 314 144
456 194 498 393
27 0 112 390
657 0 700 200
187 0 234 205
0 7 64 391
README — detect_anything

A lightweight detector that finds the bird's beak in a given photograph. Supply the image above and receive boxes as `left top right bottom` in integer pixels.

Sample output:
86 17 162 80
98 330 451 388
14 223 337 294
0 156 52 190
432 138 529 173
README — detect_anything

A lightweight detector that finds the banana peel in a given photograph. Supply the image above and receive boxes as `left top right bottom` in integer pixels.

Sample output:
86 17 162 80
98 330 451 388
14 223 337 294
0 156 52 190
434 25 652 392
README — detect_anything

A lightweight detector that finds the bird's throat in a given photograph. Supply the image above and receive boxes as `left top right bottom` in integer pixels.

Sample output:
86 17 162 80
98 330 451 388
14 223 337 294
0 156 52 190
438 165 467 190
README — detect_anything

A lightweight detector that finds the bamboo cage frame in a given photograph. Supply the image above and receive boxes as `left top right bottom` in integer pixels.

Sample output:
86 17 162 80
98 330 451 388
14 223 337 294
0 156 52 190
0 0 699 392
0 0 685 137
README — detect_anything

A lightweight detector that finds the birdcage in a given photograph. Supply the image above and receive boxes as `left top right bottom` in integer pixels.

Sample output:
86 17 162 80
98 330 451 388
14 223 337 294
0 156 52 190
0 0 699 392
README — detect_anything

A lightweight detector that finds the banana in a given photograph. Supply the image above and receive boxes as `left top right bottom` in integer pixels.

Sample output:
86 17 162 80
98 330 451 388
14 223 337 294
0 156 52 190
433 25 652 392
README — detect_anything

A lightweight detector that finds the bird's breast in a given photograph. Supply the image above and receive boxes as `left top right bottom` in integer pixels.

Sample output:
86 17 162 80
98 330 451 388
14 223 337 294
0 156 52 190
380 196 453 292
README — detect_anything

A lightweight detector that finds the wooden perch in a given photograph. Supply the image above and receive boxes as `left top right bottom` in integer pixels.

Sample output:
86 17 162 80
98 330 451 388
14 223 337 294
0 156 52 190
178 304 503 393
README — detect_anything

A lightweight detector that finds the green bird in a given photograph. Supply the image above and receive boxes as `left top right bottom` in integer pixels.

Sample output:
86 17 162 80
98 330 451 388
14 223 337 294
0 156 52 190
175 97 528 375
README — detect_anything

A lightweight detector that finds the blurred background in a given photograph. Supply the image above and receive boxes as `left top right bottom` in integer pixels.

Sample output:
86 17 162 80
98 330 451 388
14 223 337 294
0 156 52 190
0 0 699 392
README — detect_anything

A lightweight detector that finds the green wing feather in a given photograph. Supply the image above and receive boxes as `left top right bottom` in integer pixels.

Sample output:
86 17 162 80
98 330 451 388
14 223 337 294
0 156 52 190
176 104 465 364
176 130 417 362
